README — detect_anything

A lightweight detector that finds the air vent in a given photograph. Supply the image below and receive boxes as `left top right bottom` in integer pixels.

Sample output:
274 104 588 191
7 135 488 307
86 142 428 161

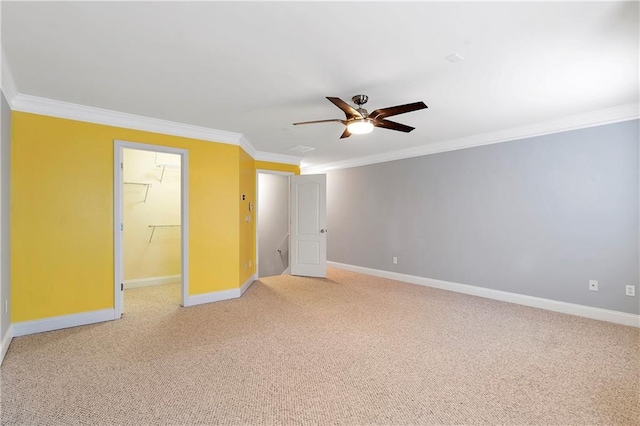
445 53 464 63
286 145 315 153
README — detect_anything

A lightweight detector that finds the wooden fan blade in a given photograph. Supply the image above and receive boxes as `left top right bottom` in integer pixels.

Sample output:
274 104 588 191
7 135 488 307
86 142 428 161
327 97 363 120
374 119 415 133
368 101 427 121
340 127 352 139
293 119 346 126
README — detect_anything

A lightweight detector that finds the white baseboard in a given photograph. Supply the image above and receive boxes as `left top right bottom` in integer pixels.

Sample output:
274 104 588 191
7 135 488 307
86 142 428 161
1 324 14 365
328 261 640 328
281 267 290 275
184 274 257 307
13 309 116 337
241 273 257 295
124 274 181 289
10 275 257 336
184 288 240 307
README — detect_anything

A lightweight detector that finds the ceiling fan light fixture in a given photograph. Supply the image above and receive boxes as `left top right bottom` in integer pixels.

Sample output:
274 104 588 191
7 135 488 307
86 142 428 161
347 119 374 135
293 95 427 139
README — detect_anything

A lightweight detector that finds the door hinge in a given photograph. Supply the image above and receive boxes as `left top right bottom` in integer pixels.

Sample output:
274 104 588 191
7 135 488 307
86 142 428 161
120 162 123 171
121 223 123 231
121 283 124 291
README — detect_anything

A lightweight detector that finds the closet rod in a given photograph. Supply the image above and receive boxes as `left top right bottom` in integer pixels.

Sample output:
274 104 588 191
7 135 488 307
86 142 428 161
148 225 181 243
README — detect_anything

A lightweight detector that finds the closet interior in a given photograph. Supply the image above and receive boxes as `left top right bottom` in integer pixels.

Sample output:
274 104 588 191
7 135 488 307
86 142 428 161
122 148 182 313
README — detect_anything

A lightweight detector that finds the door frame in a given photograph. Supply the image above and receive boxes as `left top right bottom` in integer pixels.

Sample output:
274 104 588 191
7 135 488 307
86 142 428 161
114 140 189 318
255 169 294 278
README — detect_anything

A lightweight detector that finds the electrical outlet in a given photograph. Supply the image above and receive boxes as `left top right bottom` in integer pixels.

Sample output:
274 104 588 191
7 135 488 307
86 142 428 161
392 257 398 265
589 280 598 291
626 285 636 297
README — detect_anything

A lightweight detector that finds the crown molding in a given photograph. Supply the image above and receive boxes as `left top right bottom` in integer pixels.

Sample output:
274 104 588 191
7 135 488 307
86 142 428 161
11 93 244 145
239 135 257 158
302 102 640 174
11 92 303 166
254 151 303 166
0 49 18 108
7 70 635 173
240 135 302 165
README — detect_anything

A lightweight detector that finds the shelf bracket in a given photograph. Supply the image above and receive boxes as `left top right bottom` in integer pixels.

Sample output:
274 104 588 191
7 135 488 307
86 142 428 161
124 182 152 203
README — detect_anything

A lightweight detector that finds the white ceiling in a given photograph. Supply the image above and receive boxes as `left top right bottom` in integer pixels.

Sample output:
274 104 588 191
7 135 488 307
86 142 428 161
2 1 639 170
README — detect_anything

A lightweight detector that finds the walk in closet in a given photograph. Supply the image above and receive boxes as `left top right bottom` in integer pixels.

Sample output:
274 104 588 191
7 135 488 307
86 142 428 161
122 148 181 311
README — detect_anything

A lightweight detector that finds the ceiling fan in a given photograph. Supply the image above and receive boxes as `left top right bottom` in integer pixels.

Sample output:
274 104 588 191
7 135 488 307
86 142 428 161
293 95 428 139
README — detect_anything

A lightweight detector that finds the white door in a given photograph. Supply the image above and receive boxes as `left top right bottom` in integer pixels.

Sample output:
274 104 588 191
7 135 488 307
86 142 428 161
290 174 327 277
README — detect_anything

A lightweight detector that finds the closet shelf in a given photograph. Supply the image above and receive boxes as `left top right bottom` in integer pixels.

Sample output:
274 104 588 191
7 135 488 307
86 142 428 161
148 225 181 243
124 182 152 203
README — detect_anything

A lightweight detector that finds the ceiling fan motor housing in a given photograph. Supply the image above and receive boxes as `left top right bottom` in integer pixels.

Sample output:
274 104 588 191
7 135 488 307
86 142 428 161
356 108 369 118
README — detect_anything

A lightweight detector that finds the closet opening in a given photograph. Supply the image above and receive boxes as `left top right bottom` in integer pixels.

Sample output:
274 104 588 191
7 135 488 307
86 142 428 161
114 141 189 318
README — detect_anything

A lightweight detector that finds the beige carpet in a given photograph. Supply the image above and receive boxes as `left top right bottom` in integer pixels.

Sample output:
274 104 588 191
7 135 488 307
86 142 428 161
1 268 638 425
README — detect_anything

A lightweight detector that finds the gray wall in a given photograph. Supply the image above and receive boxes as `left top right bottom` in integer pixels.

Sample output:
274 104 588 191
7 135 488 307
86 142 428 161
258 173 289 278
327 120 639 315
1 92 11 341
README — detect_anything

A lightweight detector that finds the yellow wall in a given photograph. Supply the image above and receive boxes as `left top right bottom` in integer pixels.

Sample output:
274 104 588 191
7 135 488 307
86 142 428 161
12 113 115 321
239 150 255 285
10 111 299 323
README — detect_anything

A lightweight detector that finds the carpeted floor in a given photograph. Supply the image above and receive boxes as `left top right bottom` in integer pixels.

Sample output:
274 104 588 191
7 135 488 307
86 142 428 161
1 268 639 425
123 281 182 314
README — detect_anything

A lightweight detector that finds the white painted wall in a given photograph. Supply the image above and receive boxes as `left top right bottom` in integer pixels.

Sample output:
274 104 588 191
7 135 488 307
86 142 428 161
0 92 12 361
258 173 289 278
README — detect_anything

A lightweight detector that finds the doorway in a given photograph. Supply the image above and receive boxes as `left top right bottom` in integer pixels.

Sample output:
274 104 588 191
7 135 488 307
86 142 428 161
257 171 328 279
256 170 293 278
114 141 189 318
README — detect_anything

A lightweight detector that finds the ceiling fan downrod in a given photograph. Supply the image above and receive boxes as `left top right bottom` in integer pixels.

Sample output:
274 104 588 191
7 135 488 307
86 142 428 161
352 94 369 117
